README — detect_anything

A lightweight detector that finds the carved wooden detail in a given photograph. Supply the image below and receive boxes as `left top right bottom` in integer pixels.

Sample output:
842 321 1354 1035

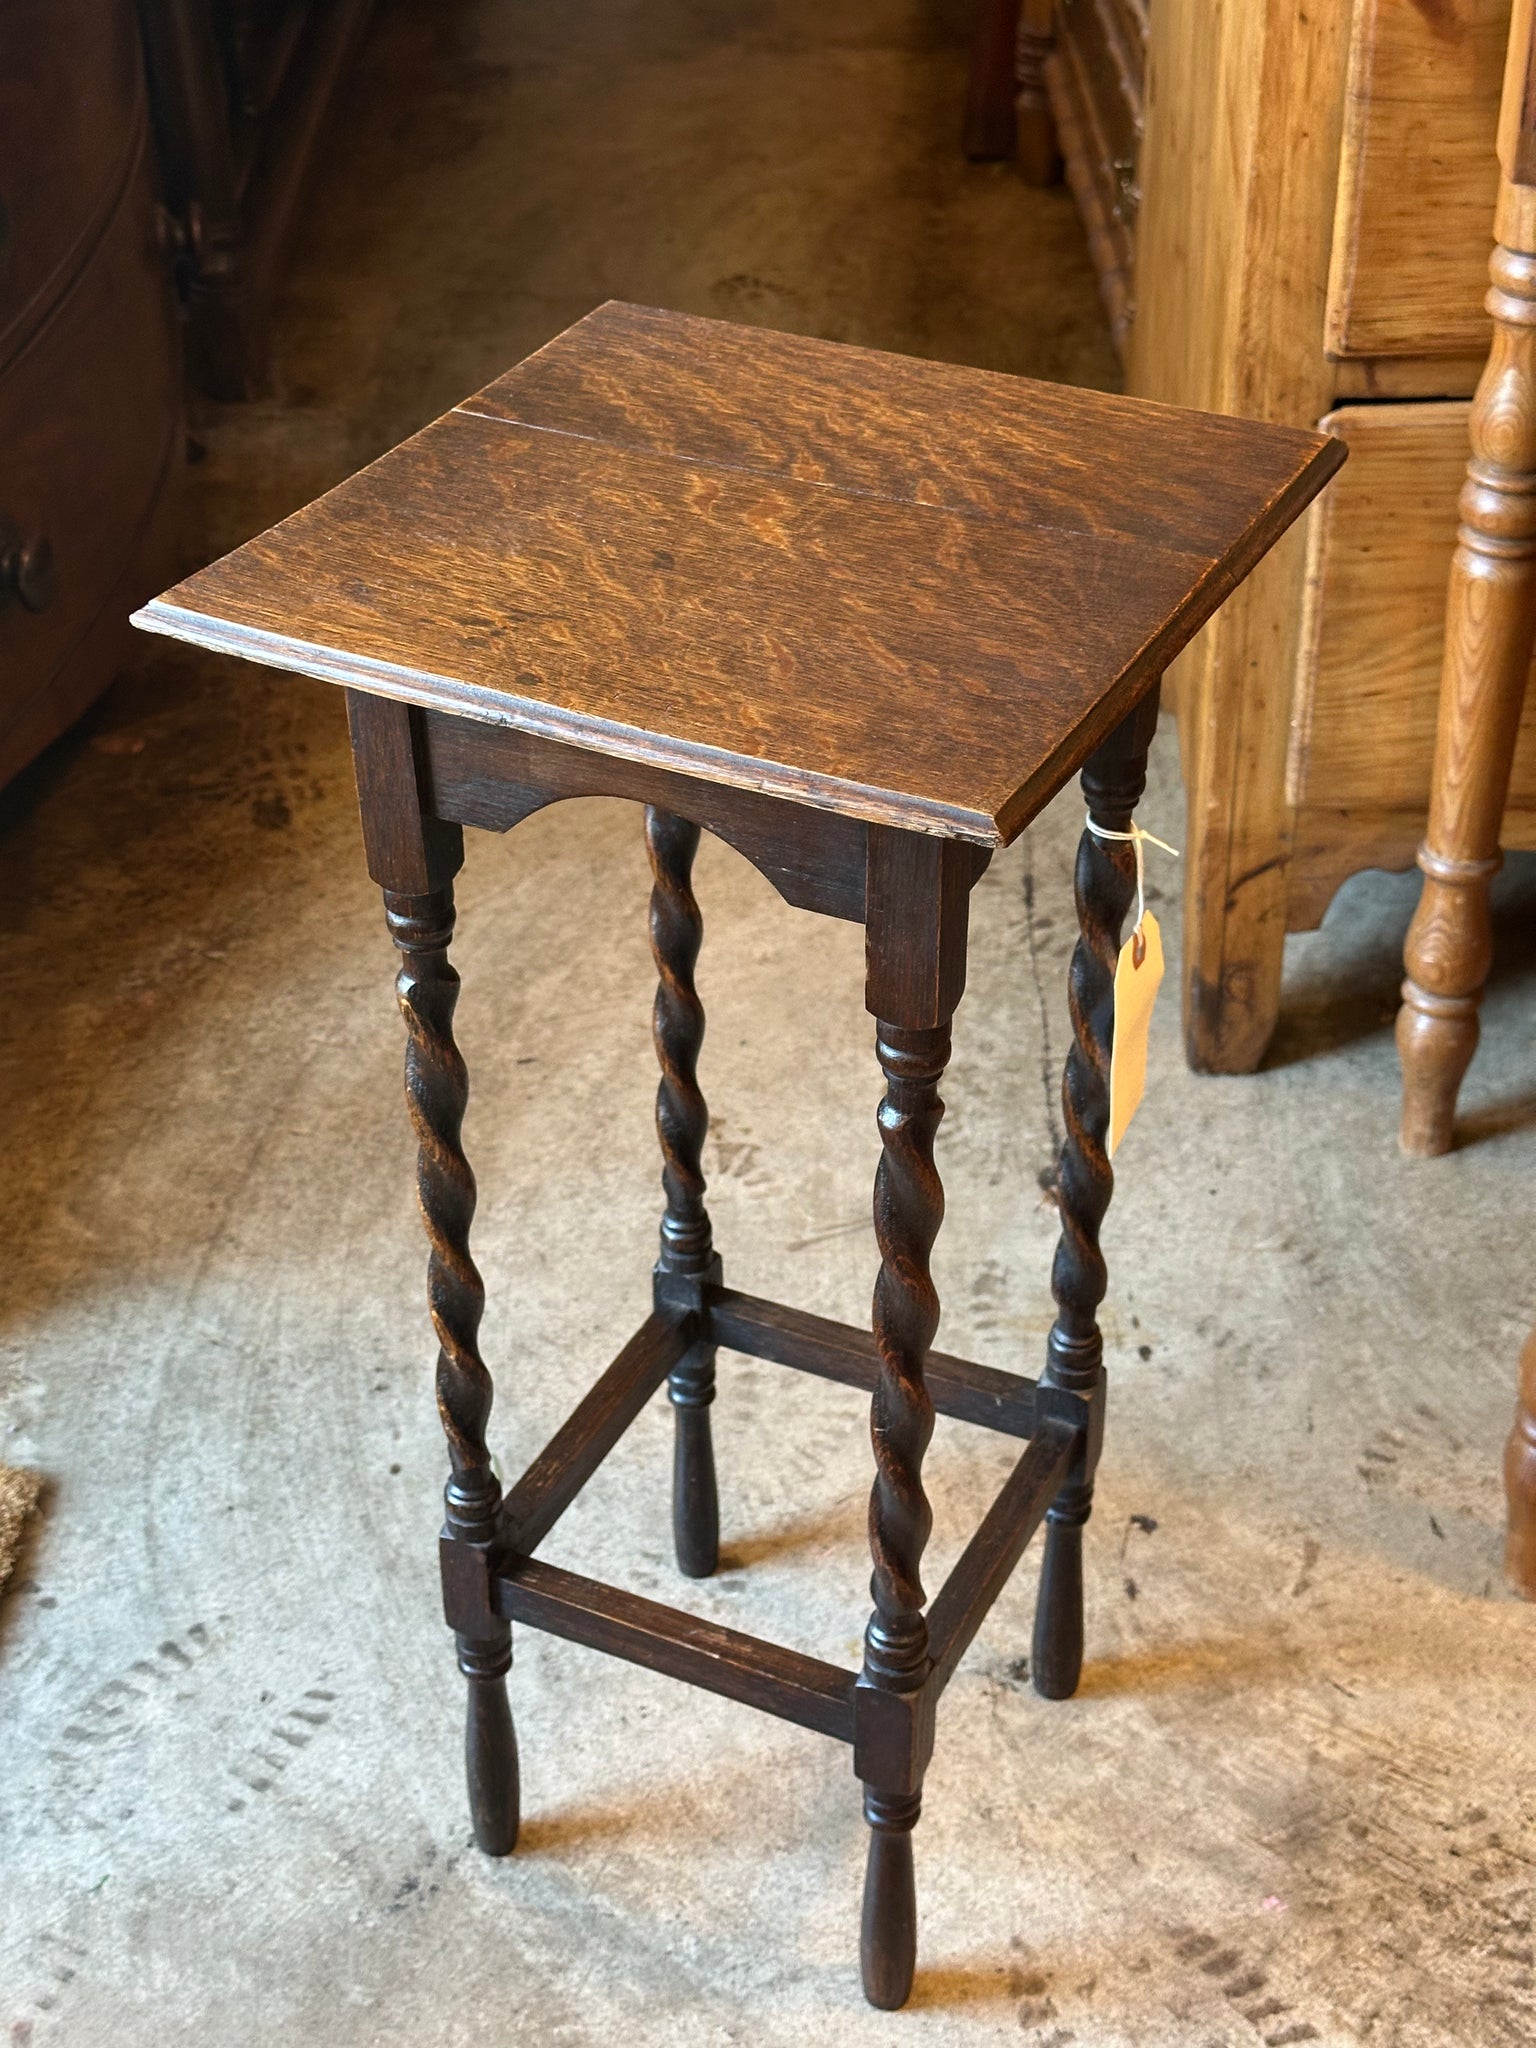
135 290 1336 2008
859 1018 949 2008
865 1022 946 1685
645 807 722 1579
385 881 518 1854
1032 692 1156 1699
1398 159 1536 1152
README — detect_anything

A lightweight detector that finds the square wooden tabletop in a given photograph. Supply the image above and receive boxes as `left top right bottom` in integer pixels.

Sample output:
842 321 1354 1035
133 302 1343 845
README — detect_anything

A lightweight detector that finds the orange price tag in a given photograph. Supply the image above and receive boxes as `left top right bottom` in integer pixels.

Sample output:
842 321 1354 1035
1108 910 1164 1158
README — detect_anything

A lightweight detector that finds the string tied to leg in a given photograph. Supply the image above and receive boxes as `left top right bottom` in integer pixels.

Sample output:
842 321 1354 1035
1083 815 1179 964
1081 816 1180 1154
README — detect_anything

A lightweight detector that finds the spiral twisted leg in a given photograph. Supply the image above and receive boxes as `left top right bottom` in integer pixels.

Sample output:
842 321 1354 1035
386 884 518 1855
858 1019 948 2009
645 807 722 1579
1031 705 1155 1700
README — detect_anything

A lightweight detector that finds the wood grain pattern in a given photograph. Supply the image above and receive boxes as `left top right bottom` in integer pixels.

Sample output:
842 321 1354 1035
329 499 1166 2001
135 302 1338 847
1290 402 1536 820
496 1555 857 1741
1398 1 1536 1155
1130 0 1355 1070
1286 801 1536 935
421 711 870 923
1327 0 1510 362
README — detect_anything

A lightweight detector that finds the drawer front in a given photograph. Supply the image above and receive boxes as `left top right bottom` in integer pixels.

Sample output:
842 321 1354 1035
0 118 180 764
1288 400 1536 818
0 0 146 367
1326 0 1507 360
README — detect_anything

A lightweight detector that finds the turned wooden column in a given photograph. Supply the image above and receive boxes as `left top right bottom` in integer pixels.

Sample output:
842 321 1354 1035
963 0 1060 182
345 690 519 1858
388 883 520 1855
1032 688 1158 1699
1015 0 1062 186
1398 0 1536 1155
645 806 723 1580
1507 1323 1536 1597
855 829 977 2011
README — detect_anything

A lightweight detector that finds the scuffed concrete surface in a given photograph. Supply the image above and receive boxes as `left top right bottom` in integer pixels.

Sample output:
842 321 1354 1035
1 2 1532 2042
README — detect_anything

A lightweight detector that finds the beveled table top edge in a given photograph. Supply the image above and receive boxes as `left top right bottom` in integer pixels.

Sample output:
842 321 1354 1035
130 596 1009 845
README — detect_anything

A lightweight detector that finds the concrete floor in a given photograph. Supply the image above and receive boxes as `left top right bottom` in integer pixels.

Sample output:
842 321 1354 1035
3 2 1534 2042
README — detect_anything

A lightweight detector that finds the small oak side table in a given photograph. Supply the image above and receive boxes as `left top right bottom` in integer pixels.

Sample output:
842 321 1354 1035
135 304 1340 2009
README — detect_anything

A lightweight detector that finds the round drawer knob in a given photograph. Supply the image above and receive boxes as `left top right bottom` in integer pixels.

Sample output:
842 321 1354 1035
0 527 57 613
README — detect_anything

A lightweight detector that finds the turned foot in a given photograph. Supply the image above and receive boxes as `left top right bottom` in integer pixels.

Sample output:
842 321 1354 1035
860 1789 921 2009
1031 1504 1086 1699
460 1631 520 1855
1397 976 1481 1157
1506 1326 1536 1599
670 1344 719 1579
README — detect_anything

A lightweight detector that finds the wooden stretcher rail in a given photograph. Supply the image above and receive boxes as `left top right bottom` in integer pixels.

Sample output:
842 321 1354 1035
500 1308 692 1554
707 1288 1040 1438
926 1420 1079 1692
496 1555 858 1742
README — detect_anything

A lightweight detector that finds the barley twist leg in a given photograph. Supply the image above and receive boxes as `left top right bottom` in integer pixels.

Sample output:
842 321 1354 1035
646 807 722 1578
1032 705 1154 1700
858 1019 947 2009
387 884 518 1854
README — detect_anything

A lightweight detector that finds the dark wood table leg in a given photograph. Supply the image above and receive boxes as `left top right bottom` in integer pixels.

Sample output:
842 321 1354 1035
1032 687 1159 1699
348 692 519 1856
854 830 978 2009
388 883 519 1853
646 807 723 1580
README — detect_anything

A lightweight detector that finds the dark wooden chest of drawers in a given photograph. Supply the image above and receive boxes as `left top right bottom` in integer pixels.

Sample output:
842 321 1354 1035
0 0 182 786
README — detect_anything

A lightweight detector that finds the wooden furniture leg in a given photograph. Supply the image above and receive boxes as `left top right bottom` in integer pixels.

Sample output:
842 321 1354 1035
856 831 975 2009
348 691 519 1856
1398 13 1536 1152
1033 688 1159 1697
645 807 722 1579
137 293 1337 2010
1507 1323 1536 1597
963 0 1061 182
1015 0 1063 187
388 880 520 1854
965 0 1024 161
